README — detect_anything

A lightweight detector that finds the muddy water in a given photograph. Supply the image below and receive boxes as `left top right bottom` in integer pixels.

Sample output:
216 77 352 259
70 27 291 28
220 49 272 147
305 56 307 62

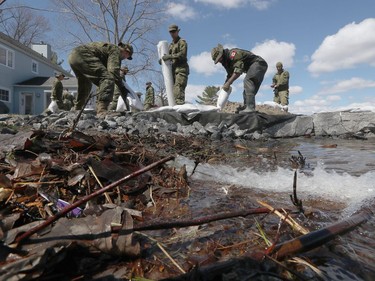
170 137 375 280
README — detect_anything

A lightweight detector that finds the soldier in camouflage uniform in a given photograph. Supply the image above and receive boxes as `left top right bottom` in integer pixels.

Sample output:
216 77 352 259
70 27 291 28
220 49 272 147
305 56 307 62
271 62 289 106
211 44 268 113
62 89 74 111
109 66 129 111
144 81 155 110
51 72 65 110
68 42 133 116
162 24 189 105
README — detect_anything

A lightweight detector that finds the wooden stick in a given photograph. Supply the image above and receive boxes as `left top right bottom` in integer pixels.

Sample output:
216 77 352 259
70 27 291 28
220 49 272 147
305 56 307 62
257 200 309 235
88 165 113 204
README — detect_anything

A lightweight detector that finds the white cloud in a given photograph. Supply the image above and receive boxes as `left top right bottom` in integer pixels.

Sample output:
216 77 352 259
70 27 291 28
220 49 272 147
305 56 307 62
166 3 197 21
185 84 207 103
318 77 375 95
289 85 303 95
327 95 341 101
189 51 223 76
251 39 296 77
308 18 375 75
194 0 275 10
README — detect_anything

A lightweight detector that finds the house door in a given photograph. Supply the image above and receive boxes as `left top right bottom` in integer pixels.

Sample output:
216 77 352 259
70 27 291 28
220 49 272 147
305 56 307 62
20 92 34 115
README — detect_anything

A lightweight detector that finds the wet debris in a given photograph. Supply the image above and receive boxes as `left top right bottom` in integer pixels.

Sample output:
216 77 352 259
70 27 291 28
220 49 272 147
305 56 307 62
0 114 373 280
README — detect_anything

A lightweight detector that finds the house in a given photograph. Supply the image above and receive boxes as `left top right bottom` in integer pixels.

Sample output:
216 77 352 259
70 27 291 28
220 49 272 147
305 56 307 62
0 31 78 115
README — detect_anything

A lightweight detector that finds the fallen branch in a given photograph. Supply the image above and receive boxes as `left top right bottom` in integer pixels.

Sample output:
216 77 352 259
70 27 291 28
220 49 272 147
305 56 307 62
133 207 280 232
270 209 373 259
14 155 175 244
257 200 309 235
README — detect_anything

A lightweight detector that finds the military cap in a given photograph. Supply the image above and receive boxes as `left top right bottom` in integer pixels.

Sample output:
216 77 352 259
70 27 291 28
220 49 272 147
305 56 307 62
168 24 180 32
211 44 224 64
146 81 152 86
118 42 133 60
276 62 283 67
55 72 65 78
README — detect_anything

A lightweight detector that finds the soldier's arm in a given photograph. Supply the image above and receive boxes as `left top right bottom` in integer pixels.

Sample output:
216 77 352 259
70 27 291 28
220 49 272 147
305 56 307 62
171 40 188 61
277 71 289 86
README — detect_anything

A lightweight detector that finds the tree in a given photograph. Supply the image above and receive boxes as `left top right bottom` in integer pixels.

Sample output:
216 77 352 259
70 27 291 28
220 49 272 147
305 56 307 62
53 0 164 77
195 86 220 105
0 5 50 47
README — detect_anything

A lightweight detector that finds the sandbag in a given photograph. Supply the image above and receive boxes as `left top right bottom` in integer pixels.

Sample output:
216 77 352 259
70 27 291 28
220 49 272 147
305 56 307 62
157 41 175 106
216 87 232 111
116 83 143 112
47 100 58 113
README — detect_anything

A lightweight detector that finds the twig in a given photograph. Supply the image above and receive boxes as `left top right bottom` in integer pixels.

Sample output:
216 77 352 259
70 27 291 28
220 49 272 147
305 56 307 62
290 170 304 213
257 200 309 235
157 242 186 274
88 165 113 204
14 155 175 245
69 92 95 133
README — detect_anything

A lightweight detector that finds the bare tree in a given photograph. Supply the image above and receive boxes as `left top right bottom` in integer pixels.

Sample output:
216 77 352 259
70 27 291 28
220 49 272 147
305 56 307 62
53 0 165 79
0 5 50 46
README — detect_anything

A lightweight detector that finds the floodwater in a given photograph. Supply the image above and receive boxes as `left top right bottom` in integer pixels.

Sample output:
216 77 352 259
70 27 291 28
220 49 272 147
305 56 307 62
170 137 375 280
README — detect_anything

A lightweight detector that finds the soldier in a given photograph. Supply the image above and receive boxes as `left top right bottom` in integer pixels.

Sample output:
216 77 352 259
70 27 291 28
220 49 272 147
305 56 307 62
109 66 129 111
162 24 189 105
62 89 74 111
68 42 133 117
211 44 268 113
144 81 155 110
51 72 65 110
271 62 289 107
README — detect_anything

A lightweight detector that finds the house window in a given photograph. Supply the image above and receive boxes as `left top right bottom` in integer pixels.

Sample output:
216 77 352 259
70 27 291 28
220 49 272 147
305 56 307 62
0 45 15 68
32 60 38 73
0 88 10 102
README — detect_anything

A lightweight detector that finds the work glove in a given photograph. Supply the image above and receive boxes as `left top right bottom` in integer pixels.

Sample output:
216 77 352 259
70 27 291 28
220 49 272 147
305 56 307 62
222 82 231 92
162 54 172 61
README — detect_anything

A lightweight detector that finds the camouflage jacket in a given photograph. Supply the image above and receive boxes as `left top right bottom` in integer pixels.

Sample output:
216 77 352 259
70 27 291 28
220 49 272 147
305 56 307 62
221 48 261 81
51 78 63 102
83 42 128 94
272 70 289 92
169 37 189 74
144 86 155 105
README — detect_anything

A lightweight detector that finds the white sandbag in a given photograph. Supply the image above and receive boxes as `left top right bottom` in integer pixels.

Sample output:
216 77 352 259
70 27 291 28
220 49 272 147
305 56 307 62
48 100 58 113
157 41 175 106
125 82 143 110
116 82 144 111
216 87 232 111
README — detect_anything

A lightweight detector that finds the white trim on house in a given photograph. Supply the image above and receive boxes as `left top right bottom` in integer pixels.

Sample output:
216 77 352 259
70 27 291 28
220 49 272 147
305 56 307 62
0 85 11 103
0 43 15 69
31 59 39 74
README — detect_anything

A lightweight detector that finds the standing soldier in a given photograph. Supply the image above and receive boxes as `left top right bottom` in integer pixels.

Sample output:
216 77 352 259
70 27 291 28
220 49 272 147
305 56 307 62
51 72 65 110
144 82 155 110
211 44 268 113
271 62 290 107
68 42 133 117
162 24 189 105
62 89 74 111
109 66 129 111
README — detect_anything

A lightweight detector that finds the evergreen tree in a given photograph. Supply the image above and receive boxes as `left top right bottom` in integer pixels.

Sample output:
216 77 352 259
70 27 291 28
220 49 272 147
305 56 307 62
195 86 220 105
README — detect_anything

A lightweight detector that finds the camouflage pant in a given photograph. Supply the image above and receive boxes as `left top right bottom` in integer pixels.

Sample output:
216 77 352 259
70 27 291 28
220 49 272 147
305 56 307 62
173 71 188 105
68 46 115 110
274 90 289 106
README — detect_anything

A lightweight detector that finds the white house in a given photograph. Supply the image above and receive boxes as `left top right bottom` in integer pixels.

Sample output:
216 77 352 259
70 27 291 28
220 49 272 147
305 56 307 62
0 32 78 115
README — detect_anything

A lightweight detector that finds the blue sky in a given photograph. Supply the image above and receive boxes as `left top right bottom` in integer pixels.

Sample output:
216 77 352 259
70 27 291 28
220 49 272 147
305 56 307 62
161 0 375 114
6 0 375 115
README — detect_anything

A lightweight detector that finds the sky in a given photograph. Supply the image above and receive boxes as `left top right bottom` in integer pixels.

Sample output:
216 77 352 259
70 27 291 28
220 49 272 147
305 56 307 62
4 0 375 115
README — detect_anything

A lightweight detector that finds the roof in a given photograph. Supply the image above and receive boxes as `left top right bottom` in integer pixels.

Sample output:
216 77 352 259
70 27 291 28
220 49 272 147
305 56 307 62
15 76 78 87
0 32 71 77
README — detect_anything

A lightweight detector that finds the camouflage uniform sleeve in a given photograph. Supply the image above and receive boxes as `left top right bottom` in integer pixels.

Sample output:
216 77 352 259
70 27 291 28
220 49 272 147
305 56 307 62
51 80 63 102
171 39 188 62
277 71 289 87
107 46 128 95
232 51 246 74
